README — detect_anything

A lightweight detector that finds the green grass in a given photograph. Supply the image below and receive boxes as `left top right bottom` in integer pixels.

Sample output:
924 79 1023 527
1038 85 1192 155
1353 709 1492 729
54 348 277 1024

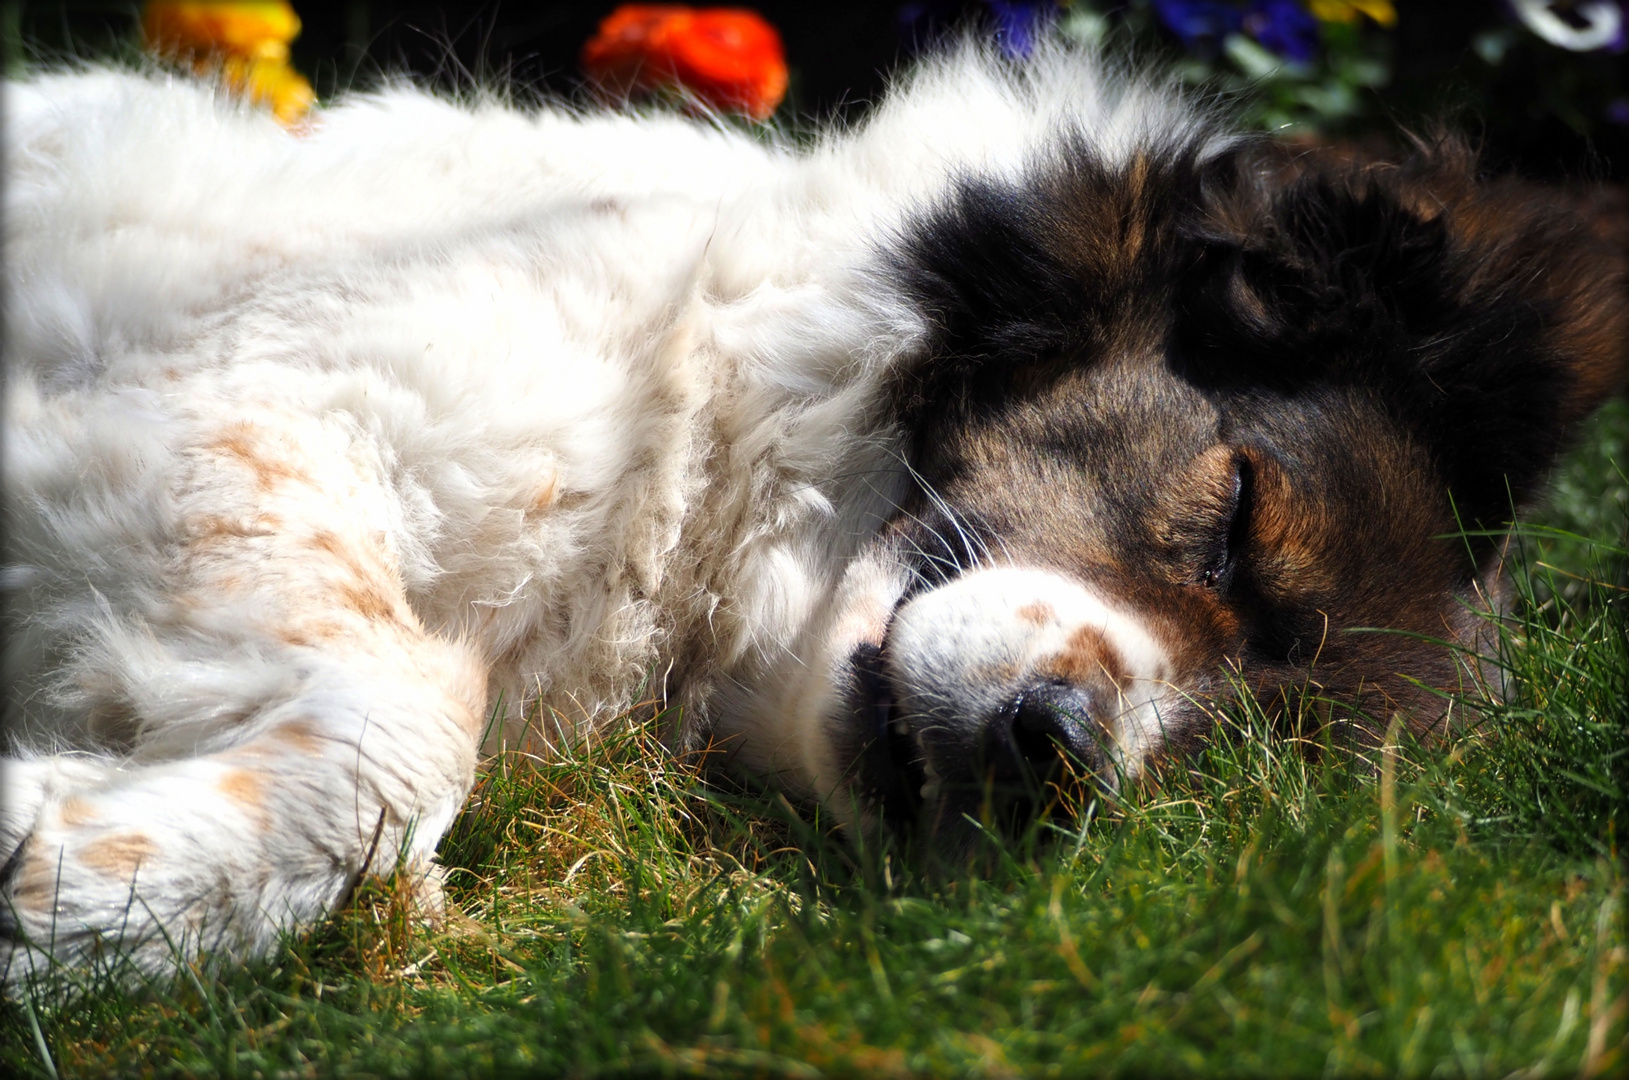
4 403 1626 1079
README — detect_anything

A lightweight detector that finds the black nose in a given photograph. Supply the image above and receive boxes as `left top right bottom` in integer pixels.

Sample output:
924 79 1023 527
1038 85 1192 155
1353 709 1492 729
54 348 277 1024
1009 680 1101 772
902 680 1107 843
998 682 1103 782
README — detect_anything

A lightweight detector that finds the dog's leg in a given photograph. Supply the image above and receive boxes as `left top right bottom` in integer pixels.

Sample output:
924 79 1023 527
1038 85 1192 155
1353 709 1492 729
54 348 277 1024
1 404 488 987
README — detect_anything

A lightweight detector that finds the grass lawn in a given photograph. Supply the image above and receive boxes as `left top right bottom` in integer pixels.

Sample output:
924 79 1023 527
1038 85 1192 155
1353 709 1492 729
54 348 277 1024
3 401 1625 1078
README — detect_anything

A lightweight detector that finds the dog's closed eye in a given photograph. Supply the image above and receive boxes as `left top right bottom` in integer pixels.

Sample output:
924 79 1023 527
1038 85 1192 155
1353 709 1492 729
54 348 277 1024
1198 452 1252 589
1163 446 1253 589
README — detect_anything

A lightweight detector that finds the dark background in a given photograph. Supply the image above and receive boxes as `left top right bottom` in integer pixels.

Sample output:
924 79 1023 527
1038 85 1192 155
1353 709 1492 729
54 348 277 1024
4 2 1628 180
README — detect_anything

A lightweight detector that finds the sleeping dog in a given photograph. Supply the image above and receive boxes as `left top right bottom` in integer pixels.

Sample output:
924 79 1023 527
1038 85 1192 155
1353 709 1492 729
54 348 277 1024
3 42 1624 985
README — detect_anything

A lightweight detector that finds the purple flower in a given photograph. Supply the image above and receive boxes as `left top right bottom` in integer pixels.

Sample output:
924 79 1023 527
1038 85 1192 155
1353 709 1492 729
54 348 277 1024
1151 1 1246 51
1154 1 1322 61
897 1 1059 59
1245 0 1321 63
987 1 1058 59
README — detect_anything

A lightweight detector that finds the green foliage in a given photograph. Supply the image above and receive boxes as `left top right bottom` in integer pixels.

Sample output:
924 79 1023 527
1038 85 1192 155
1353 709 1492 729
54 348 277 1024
1060 2 1397 137
1061 0 1629 164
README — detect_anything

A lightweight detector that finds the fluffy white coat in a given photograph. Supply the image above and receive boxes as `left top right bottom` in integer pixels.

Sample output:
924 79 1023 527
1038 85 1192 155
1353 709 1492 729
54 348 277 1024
1 47 1208 983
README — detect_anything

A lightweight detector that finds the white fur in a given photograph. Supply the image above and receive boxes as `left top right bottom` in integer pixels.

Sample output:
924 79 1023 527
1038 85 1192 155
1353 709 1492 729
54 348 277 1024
1 45 1216 985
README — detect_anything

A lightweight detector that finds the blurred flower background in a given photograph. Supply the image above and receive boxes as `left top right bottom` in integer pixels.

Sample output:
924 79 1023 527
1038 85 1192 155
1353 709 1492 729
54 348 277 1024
140 1 314 124
1 1 1625 179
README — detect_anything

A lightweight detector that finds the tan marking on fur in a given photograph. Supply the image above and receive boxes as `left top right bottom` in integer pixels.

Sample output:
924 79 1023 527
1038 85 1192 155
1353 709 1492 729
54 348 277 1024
205 422 306 491
216 769 266 815
1040 625 1128 690
1151 445 1245 584
1119 151 1150 262
11 849 58 908
529 472 560 513
1250 470 1336 600
338 581 399 622
1016 601 1055 627
278 618 351 647
307 530 414 629
310 529 386 582
276 626 314 648
1253 514 1330 597
270 718 324 753
309 529 351 559
79 832 158 878
186 513 279 547
58 797 99 827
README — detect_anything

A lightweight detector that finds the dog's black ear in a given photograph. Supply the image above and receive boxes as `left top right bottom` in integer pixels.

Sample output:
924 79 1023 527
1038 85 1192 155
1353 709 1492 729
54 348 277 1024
890 135 1222 442
1180 135 1629 528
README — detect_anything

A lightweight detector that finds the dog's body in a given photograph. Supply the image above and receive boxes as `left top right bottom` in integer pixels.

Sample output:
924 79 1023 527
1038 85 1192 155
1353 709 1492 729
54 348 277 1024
2 46 1624 986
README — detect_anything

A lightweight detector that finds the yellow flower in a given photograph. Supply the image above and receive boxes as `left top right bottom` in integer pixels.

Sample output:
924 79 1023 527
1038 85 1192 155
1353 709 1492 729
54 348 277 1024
142 2 313 126
217 53 317 126
1308 0 1398 27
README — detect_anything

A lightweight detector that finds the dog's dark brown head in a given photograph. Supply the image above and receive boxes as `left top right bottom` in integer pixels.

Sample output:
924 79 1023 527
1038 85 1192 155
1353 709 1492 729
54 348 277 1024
828 132 1627 843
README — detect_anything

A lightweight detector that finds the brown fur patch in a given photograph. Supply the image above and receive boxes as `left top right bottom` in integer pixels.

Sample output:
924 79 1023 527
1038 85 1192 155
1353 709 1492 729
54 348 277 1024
58 797 99 827
338 581 399 622
186 513 280 547
310 530 385 583
277 618 352 647
1016 601 1055 626
308 530 351 559
529 472 560 513
216 769 267 819
85 701 141 748
269 718 324 753
79 832 158 878
305 530 416 630
1041 148 1161 300
11 848 59 909
205 422 307 491
1441 177 1629 420
1243 454 1337 602
1039 625 1128 690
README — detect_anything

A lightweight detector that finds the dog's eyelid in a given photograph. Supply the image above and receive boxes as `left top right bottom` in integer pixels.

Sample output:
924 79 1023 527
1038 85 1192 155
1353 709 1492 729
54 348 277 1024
1199 450 1253 589
1225 451 1254 556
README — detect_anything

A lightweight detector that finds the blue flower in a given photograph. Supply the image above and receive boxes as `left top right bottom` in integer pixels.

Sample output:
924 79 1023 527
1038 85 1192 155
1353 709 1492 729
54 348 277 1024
1154 1 1324 62
987 1 1058 59
897 1 1059 59
1151 1 1246 51
1245 0 1322 63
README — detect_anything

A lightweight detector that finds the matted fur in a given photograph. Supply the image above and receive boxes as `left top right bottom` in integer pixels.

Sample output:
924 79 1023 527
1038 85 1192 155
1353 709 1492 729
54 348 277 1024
2 43 1623 986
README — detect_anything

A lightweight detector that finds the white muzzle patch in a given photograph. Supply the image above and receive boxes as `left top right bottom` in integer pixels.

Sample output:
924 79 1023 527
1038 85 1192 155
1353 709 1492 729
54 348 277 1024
885 566 1177 784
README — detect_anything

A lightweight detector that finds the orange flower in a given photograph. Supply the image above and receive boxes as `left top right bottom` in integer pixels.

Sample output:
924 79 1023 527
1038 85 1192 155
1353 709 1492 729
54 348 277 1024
214 53 317 126
142 2 314 126
581 6 788 121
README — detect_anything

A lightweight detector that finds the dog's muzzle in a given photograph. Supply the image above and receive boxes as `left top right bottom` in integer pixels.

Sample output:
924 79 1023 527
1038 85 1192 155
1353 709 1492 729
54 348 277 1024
844 567 1162 841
